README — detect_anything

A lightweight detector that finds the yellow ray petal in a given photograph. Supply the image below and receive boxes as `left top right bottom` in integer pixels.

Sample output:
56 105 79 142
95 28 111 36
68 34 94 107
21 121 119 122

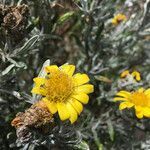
33 77 46 86
31 87 46 95
75 84 94 94
135 106 144 118
131 71 141 81
72 93 89 104
69 98 83 115
119 102 127 110
135 106 142 112
45 65 58 73
138 88 144 93
42 98 57 114
111 19 117 25
144 89 150 95
136 112 143 118
60 64 75 76
66 102 78 124
143 107 150 117
56 103 70 121
73 73 90 86
118 91 131 96
116 92 131 98
114 97 127 101
119 102 134 110
126 102 134 108
120 70 129 78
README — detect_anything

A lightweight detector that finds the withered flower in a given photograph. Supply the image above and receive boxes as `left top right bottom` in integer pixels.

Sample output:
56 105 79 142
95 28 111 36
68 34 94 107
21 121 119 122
11 101 54 143
0 4 29 46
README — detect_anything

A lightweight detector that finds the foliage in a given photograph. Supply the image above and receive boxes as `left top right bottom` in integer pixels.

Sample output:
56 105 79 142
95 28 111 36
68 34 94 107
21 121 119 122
0 0 150 149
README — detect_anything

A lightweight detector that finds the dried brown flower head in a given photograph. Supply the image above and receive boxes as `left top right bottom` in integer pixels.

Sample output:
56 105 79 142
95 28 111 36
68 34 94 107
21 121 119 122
11 101 54 143
12 101 54 128
0 4 29 46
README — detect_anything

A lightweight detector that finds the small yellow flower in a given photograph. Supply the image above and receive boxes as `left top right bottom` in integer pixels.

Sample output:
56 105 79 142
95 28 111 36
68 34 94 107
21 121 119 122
120 70 130 78
112 13 127 25
114 88 150 119
131 71 141 81
120 70 141 81
32 64 94 124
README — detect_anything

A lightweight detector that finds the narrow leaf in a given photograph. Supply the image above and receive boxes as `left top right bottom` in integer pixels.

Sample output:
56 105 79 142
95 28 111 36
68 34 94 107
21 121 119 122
11 35 39 57
1 64 15 76
107 120 114 141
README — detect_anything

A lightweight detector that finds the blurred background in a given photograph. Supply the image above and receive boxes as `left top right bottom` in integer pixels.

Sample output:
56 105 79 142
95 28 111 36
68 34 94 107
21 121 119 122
0 0 150 149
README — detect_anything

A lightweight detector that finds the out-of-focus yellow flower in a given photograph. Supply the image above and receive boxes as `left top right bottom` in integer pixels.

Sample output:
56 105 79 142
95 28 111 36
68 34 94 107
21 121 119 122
32 64 94 124
114 88 150 118
120 70 130 78
131 71 141 81
112 13 127 25
120 70 141 81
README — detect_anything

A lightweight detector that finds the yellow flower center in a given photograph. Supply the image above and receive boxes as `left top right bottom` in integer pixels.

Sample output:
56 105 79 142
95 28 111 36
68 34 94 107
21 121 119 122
130 92 150 107
44 70 74 103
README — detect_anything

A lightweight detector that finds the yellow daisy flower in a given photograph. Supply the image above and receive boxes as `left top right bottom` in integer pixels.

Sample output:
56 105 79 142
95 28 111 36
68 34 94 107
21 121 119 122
31 64 94 124
112 13 127 25
120 70 141 81
114 88 150 119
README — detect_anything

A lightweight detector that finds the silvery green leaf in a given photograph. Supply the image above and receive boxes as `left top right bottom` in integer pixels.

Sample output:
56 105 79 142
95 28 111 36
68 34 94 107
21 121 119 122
57 11 75 25
10 35 39 57
1 64 15 76
21 144 29 150
80 0 88 11
32 59 51 103
0 97 6 103
28 144 35 150
74 140 90 150
17 0 23 5
7 57 27 68
20 93 33 104
107 120 114 142
12 91 23 100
